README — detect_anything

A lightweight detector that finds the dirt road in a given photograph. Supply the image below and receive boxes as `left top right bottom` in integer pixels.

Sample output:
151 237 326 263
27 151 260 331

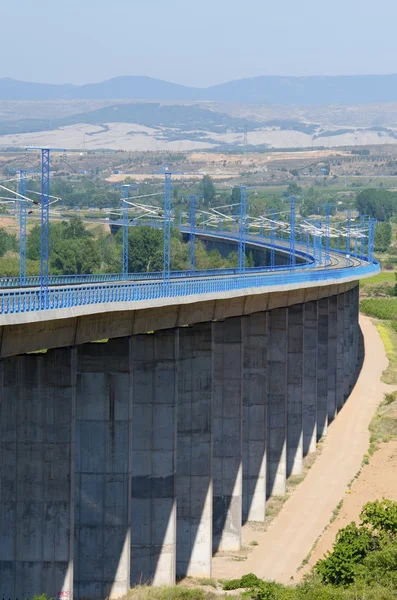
212 315 391 583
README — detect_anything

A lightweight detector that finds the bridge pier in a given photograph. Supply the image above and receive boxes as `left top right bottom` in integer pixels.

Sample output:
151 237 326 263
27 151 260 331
74 339 132 600
302 301 318 455
130 331 178 586
212 318 243 552
0 283 366 599
242 313 268 522
177 323 213 578
317 298 329 440
0 349 75 600
287 304 304 477
267 308 288 497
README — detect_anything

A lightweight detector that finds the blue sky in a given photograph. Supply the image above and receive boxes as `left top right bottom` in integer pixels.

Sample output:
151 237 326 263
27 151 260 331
2 0 397 86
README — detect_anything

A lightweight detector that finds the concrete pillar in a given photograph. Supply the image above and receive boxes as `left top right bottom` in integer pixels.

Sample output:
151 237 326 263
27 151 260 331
177 323 212 578
287 304 304 477
0 349 75 600
303 301 318 455
267 307 288 497
130 330 178 586
327 296 338 423
212 317 243 552
336 294 345 412
74 339 132 600
317 298 329 440
343 292 351 400
350 287 359 390
242 312 268 522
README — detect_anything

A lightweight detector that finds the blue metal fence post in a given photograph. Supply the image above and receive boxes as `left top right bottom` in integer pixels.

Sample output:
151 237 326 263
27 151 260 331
189 195 197 273
163 172 172 279
325 205 331 267
122 186 129 277
346 210 351 255
289 195 296 269
40 149 50 307
18 170 27 284
368 217 376 262
270 210 276 269
238 186 247 273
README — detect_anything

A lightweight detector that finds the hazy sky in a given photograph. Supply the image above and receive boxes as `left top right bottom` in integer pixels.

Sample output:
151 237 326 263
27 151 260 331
2 0 397 86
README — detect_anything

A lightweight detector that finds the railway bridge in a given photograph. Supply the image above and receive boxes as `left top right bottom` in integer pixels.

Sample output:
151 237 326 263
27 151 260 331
0 227 379 600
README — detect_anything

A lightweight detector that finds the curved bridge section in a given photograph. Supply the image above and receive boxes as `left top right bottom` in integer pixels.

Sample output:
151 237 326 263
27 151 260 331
0 227 378 600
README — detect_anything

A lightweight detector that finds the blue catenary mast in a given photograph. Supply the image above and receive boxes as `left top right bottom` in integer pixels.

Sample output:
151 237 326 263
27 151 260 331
122 185 129 277
18 170 27 284
238 186 247 273
289 196 296 269
270 210 276 269
40 149 50 305
163 171 172 279
189 195 197 273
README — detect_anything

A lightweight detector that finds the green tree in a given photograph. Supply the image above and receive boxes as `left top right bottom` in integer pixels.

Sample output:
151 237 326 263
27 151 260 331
374 222 392 252
200 175 216 206
0 228 17 257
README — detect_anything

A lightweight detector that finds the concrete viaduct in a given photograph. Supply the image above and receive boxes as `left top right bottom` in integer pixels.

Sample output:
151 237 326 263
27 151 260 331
0 231 377 600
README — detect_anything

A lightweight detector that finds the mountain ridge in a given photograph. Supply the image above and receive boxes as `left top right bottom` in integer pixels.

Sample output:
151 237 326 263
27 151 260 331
3 73 397 104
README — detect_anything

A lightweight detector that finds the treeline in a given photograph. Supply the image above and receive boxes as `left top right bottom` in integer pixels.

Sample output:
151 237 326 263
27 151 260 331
0 217 250 277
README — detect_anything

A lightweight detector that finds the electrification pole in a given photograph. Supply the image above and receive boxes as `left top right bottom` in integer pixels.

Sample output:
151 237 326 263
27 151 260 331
122 186 129 278
163 171 172 279
189 195 197 273
18 170 27 284
289 196 296 269
238 186 247 273
40 149 50 306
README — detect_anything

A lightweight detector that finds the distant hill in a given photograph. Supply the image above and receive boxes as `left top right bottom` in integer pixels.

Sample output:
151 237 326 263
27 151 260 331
3 74 397 104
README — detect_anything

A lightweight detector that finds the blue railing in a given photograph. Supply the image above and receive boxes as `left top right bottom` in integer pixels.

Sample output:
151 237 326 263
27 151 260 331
0 261 379 315
0 228 316 289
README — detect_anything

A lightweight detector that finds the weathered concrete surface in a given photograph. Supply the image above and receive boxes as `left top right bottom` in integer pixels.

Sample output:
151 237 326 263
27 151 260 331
177 323 213 577
74 339 132 600
302 302 318 455
0 349 75 600
130 330 178 586
327 296 338 423
267 308 288 497
317 298 329 440
287 304 304 477
242 312 268 522
212 318 243 552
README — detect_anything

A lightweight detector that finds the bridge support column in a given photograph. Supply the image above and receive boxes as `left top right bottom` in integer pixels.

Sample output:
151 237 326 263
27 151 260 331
0 349 75 600
343 292 351 401
177 323 213 578
242 312 268 522
317 298 329 440
287 304 304 476
303 301 318 455
327 296 338 423
336 294 345 412
267 307 288 497
130 330 178 586
212 318 243 552
74 339 132 600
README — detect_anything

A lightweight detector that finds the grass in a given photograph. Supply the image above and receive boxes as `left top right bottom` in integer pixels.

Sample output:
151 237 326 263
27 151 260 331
376 321 397 384
368 390 397 453
127 586 217 600
360 298 397 319
360 271 395 287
